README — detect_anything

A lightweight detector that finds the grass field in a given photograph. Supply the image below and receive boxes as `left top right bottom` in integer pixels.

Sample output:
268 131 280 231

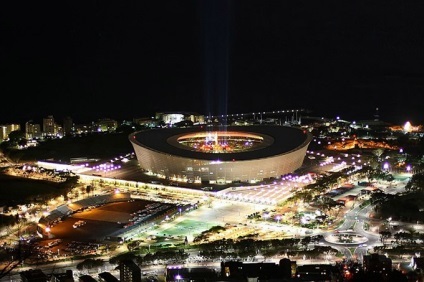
160 219 213 237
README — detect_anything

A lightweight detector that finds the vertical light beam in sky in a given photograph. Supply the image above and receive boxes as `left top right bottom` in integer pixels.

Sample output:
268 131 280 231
200 0 232 126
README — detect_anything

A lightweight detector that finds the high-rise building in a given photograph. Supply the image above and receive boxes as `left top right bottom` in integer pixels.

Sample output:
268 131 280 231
119 259 142 282
0 123 21 142
43 115 56 136
63 116 74 136
42 115 63 137
25 120 42 140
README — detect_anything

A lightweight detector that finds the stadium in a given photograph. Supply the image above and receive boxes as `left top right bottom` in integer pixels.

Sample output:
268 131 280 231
129 125 313 184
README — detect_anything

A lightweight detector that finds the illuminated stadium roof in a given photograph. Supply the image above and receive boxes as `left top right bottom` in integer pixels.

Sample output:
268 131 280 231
130 125 311 162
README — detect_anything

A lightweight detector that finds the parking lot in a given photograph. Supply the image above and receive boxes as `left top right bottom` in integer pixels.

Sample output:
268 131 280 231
42 199 171 255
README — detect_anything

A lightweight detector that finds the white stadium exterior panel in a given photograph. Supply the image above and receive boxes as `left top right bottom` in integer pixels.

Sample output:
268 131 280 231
129 125 312 184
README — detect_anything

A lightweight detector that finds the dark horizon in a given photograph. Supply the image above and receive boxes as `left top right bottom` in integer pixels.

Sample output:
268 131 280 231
1 1 423 126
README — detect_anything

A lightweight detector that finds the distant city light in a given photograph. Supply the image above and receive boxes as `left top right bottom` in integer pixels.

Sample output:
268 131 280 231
404 121 412 132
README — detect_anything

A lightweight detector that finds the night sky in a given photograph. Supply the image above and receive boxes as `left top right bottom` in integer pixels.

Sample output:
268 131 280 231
1 1 424 125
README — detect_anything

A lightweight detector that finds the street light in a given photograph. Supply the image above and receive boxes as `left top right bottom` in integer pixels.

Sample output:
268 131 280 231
275 215 281 224
45 226 51 238
383 162 389 171
387 217 392 230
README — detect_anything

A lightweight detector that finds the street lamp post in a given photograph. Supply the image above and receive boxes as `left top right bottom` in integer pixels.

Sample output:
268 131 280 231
383 162 389 171
276 216 281 224
45 226 51 238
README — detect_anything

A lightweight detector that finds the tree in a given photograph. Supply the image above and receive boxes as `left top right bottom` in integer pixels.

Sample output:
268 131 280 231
17 138 28 147
394 232 412 244
373 148 385 162
379 231 391 245
86 185 92 196
0 221 35 279
405 173 424 192
109 252 137 264
7 130 25 144
76 258 105 271
115 124 135 134
300 236 311 250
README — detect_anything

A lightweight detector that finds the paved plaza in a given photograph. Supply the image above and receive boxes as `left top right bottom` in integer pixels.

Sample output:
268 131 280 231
143 199 270 243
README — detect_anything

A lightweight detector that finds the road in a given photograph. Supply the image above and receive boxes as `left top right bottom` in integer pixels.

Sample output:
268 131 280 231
3 159 412 279
317 203 381 262
316 176 410 262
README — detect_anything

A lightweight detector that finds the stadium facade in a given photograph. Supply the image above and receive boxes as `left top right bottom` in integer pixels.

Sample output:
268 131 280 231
129 125 313 184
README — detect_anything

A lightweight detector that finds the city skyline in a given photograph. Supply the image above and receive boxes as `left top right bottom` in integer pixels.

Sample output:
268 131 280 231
0 107 420 131
1 1 424 125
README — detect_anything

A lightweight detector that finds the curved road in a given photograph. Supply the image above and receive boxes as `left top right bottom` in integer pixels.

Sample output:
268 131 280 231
319 203 382 261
